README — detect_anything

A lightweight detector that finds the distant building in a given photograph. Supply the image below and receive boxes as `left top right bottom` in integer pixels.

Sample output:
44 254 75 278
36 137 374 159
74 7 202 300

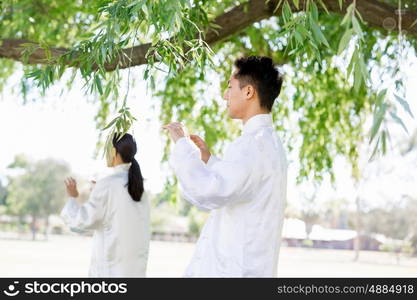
282 218 384 251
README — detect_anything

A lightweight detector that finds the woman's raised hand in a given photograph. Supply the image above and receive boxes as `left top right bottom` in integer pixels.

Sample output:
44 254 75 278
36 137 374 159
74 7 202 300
64 177 79 198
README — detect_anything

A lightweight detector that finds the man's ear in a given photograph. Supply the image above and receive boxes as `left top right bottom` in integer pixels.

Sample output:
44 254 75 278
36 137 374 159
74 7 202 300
244 84 255 99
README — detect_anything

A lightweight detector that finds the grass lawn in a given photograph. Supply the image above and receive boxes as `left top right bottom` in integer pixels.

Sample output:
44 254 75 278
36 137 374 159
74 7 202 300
1 234 416 277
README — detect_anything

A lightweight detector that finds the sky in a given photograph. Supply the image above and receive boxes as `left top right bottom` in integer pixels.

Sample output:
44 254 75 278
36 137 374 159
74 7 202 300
0 55 416 210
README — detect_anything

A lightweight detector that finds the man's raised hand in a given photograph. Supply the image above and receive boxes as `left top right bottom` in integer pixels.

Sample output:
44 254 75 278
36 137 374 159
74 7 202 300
190 135 211 164
162 122 189 143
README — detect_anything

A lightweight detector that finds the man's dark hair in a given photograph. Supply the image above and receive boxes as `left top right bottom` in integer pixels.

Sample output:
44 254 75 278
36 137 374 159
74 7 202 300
234 56 283 112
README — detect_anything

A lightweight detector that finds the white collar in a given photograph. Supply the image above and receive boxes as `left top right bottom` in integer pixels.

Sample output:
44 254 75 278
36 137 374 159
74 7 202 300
242 114 273 134
112 163 131 173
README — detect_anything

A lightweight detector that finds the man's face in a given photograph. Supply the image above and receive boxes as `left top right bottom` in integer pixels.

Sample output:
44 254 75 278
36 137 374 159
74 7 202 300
223 70 249 119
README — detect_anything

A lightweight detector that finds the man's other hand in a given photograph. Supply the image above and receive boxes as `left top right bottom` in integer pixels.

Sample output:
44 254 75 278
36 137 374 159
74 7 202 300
190 135 211 164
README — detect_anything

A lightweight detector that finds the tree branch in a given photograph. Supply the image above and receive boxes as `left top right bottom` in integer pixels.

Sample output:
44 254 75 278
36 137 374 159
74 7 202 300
0 0 416 71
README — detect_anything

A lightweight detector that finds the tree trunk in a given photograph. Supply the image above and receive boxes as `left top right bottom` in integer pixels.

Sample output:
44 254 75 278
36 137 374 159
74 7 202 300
44 215 49 241
353 194 361 261
1 0 416 69
30 215 37 241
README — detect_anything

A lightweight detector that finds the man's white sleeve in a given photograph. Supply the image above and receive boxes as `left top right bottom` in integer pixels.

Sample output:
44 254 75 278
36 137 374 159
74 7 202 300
169 137 255 210
206 154 220 168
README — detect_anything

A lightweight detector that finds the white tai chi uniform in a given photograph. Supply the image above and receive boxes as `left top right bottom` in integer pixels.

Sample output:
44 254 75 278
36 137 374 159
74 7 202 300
61 163 150 277
170 114 288 277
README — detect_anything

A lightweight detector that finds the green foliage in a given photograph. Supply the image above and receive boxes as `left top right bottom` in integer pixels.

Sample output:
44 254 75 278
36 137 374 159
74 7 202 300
0 0 416 184
102 106 137 159
291 66 367 182
156 63 238 162
279 1 330 61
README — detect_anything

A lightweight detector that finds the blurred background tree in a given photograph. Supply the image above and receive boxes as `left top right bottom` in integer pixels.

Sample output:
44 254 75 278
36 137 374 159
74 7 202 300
0 179 7 206
5 155 71 240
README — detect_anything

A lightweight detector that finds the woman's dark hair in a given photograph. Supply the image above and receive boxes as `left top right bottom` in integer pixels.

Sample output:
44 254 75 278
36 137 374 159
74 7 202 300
234 56 283 112
112 133 144 202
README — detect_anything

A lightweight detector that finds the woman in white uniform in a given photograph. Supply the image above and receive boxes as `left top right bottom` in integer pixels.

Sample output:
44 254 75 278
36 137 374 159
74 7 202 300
61 133 150 277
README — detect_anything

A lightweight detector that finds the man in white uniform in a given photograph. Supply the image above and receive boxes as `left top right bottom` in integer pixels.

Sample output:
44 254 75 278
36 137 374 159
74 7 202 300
163 56 287 277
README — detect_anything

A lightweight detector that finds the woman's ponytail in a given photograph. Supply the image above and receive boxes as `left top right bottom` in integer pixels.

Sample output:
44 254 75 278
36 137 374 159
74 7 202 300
112 133 144 202
128 157 144 202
